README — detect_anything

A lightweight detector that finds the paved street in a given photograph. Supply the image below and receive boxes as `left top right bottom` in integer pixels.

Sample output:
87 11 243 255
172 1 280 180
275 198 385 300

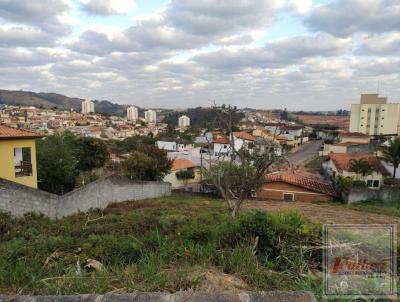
287 140 322 165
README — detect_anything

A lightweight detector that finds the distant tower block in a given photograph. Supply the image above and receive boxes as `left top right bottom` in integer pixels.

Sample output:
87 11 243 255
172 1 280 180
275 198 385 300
82 100 95 114
127 106 139 121
144 110 157 124
178 115 190 127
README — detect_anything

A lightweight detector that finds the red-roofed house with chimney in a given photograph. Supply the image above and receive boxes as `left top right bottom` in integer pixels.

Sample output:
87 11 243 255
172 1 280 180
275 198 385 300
256 171 337 202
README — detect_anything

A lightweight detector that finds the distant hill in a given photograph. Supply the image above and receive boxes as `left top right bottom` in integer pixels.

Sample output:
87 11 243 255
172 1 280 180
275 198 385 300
163 107 245 128
0 89 131 116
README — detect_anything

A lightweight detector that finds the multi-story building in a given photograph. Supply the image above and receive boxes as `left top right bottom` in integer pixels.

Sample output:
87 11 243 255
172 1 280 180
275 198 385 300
349 94 400 135
178 115 190 128
127 106 138 121
144 110 157 124
81 100 95 114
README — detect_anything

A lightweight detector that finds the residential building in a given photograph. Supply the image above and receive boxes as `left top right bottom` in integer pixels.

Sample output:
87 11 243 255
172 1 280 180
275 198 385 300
232 131 257 150
127 106 138 121
0 125 43 188
145 110 157 124
156 138 194 152
256 171 336 202
321 142 371 155
349 94 400 135
339 132 371 144
156 139 177 151
252 128 288 145
264 123 306 147
178 115 190 128
323 153 389 188
213 137 230 156
164 159 201 190
81 100 95 114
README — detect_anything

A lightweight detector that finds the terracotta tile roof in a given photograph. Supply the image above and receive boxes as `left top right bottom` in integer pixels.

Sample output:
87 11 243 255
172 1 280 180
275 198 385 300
0 125 44 140
213 137 230 144
171 159 197 171
266 171 337 196
233 131 256 141
341 132 370 137
259 129 287 141
328 153 389 175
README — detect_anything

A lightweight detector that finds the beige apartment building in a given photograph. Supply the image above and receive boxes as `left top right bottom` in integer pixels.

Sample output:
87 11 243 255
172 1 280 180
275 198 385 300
349 94 400 135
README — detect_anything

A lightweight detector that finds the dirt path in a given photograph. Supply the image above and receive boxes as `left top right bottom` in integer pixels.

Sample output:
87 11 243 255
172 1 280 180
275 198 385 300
243 200 400 225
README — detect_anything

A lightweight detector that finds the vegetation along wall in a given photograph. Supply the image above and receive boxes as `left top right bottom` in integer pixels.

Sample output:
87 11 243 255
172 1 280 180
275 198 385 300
0 175 171 219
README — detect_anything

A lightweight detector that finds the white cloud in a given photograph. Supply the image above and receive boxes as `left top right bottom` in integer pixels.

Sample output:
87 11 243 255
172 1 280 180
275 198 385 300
79 0 135 15
305 0 400 37
287 0 312 15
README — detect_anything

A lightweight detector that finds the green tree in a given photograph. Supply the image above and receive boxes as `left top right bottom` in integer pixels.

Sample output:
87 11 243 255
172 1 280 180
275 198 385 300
349 158 372 180
205 105 284 217
77 137 109 171
176 169 195 188
381 137 400 179
37 132 79 195
120 147 172 181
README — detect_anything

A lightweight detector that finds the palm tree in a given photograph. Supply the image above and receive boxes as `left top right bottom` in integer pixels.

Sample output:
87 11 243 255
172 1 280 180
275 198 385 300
381 137 400 179
349 158 372 180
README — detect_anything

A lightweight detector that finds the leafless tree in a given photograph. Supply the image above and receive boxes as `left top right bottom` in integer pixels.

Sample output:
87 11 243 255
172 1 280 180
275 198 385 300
204 105 286 217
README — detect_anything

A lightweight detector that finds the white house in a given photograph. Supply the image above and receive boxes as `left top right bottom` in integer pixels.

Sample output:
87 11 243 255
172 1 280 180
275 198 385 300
213 137 231 156
323 153 389 189
156 140 177 151
157 139 194 152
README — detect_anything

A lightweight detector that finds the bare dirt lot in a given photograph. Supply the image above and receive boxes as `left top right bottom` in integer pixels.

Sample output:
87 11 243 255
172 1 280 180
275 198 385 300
244 200 400 225
293 114 350 130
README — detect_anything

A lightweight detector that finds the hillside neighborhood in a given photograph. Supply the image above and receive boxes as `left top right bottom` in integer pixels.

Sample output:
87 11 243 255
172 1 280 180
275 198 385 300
1 93 400 210
1 0 400 299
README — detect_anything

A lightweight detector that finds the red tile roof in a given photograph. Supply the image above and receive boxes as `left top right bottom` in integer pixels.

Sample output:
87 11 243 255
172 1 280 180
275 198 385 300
266 171 337 196
0 125 44 140
233 131 256 141
328 153 389 175
171 159 197 171
213 137 230 144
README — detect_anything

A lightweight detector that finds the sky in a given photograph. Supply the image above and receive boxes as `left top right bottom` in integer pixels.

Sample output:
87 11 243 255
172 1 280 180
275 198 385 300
0 0 399 110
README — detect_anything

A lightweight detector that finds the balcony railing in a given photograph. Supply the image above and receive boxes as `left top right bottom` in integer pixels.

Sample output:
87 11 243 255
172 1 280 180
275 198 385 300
15 161 33 177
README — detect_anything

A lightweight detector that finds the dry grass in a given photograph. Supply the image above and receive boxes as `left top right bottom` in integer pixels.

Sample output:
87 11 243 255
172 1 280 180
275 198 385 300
243 200 400 225
293 114 350 130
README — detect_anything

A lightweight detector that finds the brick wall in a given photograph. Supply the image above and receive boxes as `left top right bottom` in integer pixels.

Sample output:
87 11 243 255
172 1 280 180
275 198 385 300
257 182 333 202
0 175 171 219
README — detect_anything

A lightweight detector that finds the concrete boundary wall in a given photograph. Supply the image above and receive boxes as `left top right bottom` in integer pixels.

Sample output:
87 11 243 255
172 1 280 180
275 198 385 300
0 175 171 219
346 186 400 203
0 291 317 302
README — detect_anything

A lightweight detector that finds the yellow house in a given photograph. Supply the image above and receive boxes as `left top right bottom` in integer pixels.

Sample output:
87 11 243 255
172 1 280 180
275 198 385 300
0 125 43 188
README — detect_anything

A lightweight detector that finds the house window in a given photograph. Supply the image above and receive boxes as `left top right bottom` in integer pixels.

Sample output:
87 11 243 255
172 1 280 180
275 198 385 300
283 193 294 201
366 180 380 188
14 147 32 177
